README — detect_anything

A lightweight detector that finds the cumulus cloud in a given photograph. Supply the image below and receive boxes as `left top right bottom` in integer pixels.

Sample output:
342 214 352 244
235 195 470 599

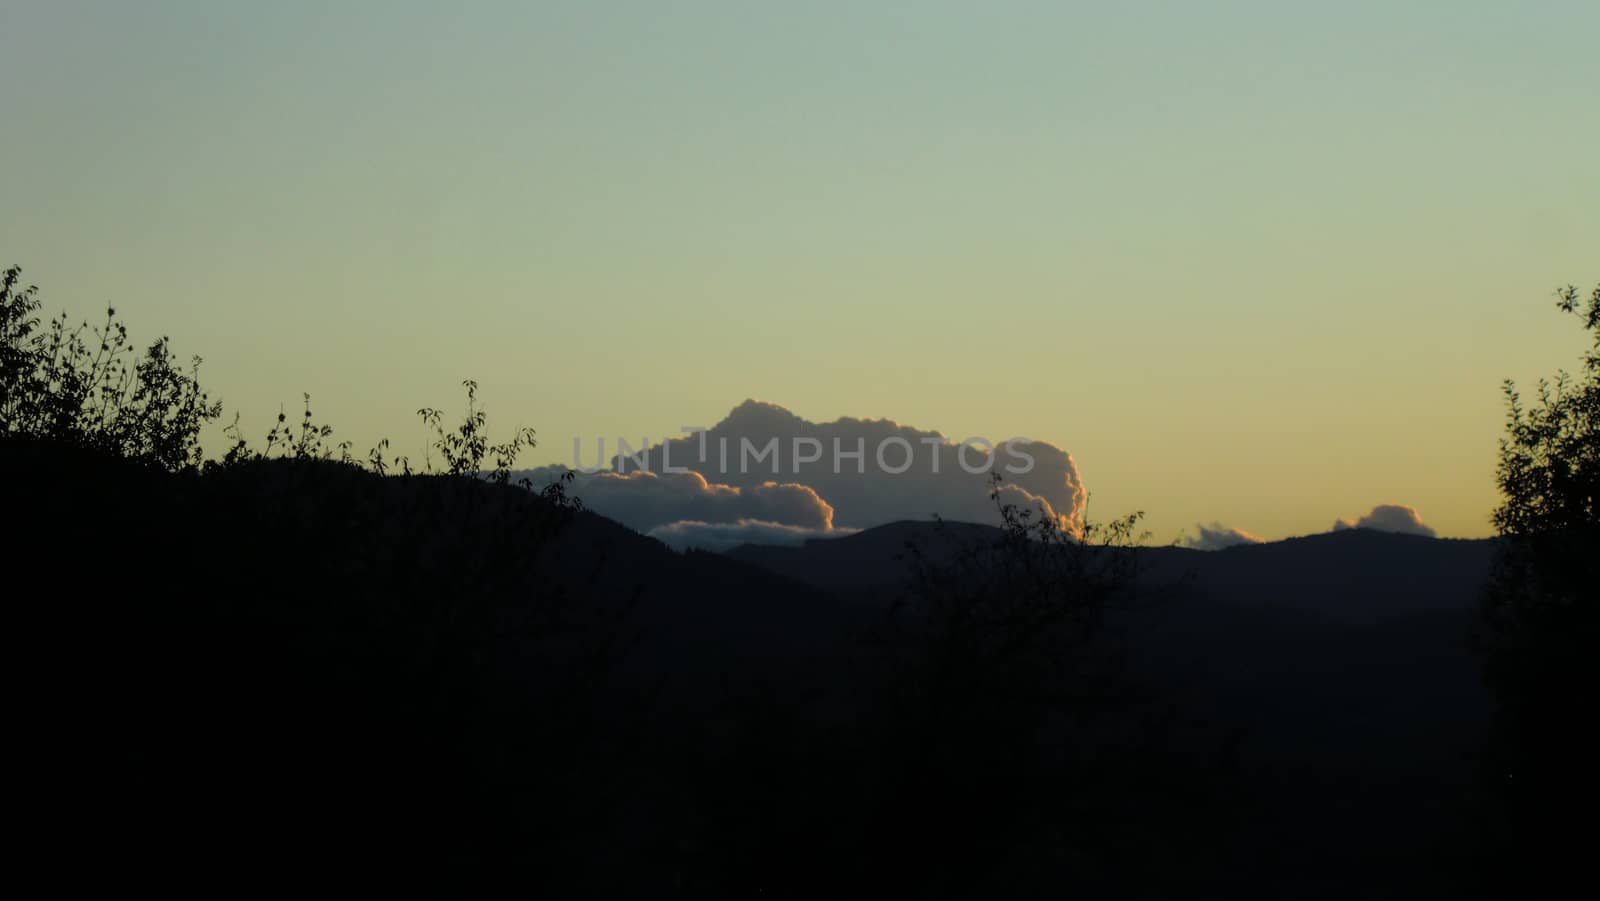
1332 504 1437 538
588 399 1087 532
647 519 854 553
515 466 834 534
515 399 1087 548
1182 522 1265 551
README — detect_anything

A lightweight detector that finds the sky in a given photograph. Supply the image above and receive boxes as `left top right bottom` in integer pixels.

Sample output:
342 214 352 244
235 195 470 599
2 1 1596 542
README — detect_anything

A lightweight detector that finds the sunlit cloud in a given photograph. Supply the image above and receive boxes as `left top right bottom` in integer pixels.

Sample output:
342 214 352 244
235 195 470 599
1332 504 1437 538
517 399 1087 541
517 466 835 534
597 399 1086 533
1182 522 1266 550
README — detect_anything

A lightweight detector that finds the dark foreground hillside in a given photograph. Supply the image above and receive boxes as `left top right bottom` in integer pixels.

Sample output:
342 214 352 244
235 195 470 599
8 438 869 893
11 439 1512 897
730 522 1505 895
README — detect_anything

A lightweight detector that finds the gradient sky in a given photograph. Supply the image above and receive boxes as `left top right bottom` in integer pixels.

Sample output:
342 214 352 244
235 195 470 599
3 1 1596 541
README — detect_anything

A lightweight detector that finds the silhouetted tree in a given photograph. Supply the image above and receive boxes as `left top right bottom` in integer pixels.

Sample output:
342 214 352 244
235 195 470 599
3 264 615 889
1477 283 1599 886
857 478 1155 893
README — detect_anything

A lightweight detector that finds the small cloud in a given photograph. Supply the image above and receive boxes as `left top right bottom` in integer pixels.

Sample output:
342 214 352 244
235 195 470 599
1332 504 1436 538
1182 522 1265 551
647 519 855 553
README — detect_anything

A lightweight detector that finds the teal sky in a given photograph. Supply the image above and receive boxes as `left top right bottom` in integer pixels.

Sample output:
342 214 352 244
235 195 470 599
3 1 1596 541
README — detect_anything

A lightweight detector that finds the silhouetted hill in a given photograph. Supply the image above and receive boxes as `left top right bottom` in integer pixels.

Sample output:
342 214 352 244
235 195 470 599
7 438 865 892
10 436 1507 896
1140 528 1498 624
728 520 1501 895
730 521 1496 624
728 520 1498 750
727 519 1003 595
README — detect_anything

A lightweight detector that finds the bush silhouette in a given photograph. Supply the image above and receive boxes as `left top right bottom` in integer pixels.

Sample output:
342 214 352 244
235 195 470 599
2 265 220 470
3 265 608 888
852 481 1201 894
1476 283 1600 887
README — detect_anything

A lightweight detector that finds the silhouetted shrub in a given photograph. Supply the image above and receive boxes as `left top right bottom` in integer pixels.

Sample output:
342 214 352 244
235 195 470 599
1476 282 1599 889
1 265 219 470
864 478 1156 891
3 264 607 888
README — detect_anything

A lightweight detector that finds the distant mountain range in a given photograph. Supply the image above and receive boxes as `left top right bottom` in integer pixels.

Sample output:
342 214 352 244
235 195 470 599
722 520 1499 879
721 521 1498 754
726 521 1497 625
506 508 1505 841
